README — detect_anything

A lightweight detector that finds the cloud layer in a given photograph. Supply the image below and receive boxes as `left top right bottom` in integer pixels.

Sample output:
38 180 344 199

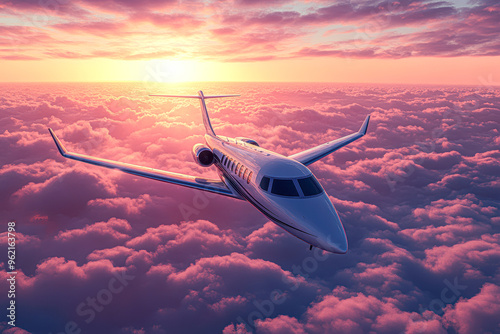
0 82 499 333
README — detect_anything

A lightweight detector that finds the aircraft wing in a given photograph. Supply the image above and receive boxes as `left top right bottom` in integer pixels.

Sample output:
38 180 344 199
289 115 370 166
48 129 243 200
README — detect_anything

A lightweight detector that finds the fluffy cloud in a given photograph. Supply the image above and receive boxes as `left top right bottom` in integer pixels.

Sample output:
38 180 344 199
443 283 500 334
1 83 499 333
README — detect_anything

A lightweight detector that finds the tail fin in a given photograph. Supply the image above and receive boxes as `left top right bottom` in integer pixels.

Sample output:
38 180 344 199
150 90 239 136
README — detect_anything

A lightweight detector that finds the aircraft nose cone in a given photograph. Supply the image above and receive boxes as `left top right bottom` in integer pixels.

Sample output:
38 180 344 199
271 194 349 254
313 209 348 254
294 195 348 254
321 229 348 254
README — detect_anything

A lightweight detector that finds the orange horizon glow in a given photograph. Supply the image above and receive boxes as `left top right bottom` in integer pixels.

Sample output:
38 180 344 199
1 56 499 86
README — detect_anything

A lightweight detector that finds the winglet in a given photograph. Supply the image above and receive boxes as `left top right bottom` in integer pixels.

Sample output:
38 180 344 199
358 115 370 135
48 128 68 156
203 94 240 99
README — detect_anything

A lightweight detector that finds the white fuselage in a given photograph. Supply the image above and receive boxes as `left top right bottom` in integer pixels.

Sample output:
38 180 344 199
205 134 348 254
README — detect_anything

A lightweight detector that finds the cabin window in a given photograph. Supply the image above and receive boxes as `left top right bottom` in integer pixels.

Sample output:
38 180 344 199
242 169 248 179
259 176 270 191
297 176 323 196
235 163 241 174
271 179 299 197
239 166 245 177
247 171 253 184
230 159 234 171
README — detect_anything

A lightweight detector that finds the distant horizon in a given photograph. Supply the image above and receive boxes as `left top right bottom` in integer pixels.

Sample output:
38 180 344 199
1 80 499 87
1 56 499 86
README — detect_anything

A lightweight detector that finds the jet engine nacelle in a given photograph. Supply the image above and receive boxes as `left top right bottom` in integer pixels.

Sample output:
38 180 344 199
236 137 259 147
192 143 214 167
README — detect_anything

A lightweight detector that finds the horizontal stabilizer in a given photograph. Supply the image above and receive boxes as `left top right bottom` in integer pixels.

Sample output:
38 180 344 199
149 94 239 99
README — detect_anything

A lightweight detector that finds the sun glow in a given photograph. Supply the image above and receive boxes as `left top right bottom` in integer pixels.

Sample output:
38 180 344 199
141 60 201 83
2 56 500 85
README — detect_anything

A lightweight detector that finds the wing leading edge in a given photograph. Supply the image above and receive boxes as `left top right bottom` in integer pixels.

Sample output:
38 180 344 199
289 115 370 166
48 129 243 200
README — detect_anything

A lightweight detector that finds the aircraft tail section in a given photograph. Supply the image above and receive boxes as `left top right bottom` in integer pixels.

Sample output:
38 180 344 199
198 91 216 136
149 91 239 136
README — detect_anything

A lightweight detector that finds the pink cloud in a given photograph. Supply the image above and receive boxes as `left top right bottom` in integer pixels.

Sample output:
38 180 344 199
255 315 307 334
398 216 491 246
88 194 151 215
87 245 136 262
298 288 447 334
50 21 129 37
222 323 252 334
422 237 500 275
167 252 293 285
245 222 283 248
55 217 132 244
0 326 33 334
145 263 175 277
209 295 247 313
124 220 243 267
412 196 488 224
129 12 204 30
444 283 500 334
35 257 89 280
350 263 406 295
0 231 40 248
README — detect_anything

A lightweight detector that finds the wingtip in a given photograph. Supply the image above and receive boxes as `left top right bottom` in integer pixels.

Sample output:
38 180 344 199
359 115 370 135
48 128 68 156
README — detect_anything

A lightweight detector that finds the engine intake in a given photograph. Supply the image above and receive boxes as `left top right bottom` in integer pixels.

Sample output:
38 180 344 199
192 143 214 167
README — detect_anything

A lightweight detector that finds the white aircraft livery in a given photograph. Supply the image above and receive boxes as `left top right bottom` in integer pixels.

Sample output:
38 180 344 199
49 91 370 254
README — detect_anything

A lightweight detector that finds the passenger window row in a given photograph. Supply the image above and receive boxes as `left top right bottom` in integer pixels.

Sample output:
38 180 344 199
220 154 253 184
259 175 323 197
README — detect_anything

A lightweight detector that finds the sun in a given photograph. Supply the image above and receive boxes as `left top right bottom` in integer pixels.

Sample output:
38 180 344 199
142 59 200 83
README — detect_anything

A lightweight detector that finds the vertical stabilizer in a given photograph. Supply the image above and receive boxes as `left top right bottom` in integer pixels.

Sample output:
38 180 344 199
198 91 215 136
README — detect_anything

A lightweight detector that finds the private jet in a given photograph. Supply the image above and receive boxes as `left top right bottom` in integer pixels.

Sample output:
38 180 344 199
49 91 370 253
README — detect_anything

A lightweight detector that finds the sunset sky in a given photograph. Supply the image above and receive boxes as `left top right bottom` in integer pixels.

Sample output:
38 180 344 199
1 0 499 84
1 1 500 333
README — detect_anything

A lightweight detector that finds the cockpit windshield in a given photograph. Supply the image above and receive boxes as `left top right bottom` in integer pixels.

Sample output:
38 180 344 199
260 176 270 191
259 175 324 197
271 179 299 196
297 176 323 196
